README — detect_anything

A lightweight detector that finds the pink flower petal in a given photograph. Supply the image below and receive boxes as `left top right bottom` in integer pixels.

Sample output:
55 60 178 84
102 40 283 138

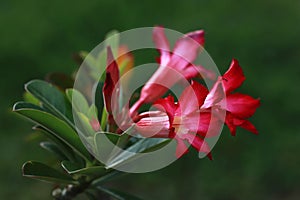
180 133 212 160
178 81 208 116
180 64 216 80
153 26 171 67
238 119 258 135
154 95 178 124
180 64 199 79
169 30 205 71
201 77 226 109
175 136 189 158
183 111 209 135
182 110 223 138
129 66 184 117
225 112 258 136
185 30 205 47
222 59 246 94
226 93 260 118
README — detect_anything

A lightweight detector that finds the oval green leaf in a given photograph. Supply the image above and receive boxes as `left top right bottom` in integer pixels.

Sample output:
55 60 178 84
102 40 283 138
22 161 77 184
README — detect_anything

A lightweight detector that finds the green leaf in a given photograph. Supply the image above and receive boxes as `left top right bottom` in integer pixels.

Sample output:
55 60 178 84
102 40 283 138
94 132 127 157
124 138 169 154
76 112 95 136
105 138 170 169
95 186 142 200
94 127 141 168
114 127 133 149
101 132 122 144
34 125 85 166
103 126 133 163
25 80 73 127
22 161 77 184
66 89 89 115
23 92 40 106
61 160 82 172
87 104 98 121
14 101 44 111
61 161 107 177
92 132 119 163
40 141 68 161
13 102 92 162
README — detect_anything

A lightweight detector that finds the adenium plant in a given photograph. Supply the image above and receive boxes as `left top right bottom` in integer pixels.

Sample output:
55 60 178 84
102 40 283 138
13 26 259 200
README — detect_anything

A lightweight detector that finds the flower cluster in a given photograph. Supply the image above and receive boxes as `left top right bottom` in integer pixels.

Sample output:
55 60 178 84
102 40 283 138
104 26 260 159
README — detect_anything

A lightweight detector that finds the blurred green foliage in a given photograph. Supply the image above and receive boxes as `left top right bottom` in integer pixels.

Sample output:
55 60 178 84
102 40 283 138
0 0 299 199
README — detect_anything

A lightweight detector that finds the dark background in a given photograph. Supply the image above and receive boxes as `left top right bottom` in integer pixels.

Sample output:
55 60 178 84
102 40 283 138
0 0 299 199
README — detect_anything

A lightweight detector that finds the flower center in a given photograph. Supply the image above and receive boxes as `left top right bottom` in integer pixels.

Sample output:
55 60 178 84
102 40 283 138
172 116 188 135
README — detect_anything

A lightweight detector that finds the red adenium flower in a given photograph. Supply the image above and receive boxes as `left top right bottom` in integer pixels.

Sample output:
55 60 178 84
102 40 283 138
202 59 260 136
135 59 260 158
103 47 120 131
130 27 214 117
135 81 212 159
101 33 259 159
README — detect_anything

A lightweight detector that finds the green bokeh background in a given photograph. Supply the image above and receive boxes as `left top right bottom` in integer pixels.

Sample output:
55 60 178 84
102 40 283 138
1 0 299 199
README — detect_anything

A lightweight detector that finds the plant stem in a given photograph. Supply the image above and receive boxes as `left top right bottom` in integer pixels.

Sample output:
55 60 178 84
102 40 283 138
52 170 125 199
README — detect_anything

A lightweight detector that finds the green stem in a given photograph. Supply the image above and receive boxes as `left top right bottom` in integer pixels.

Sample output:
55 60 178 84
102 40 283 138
52 170 125 200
